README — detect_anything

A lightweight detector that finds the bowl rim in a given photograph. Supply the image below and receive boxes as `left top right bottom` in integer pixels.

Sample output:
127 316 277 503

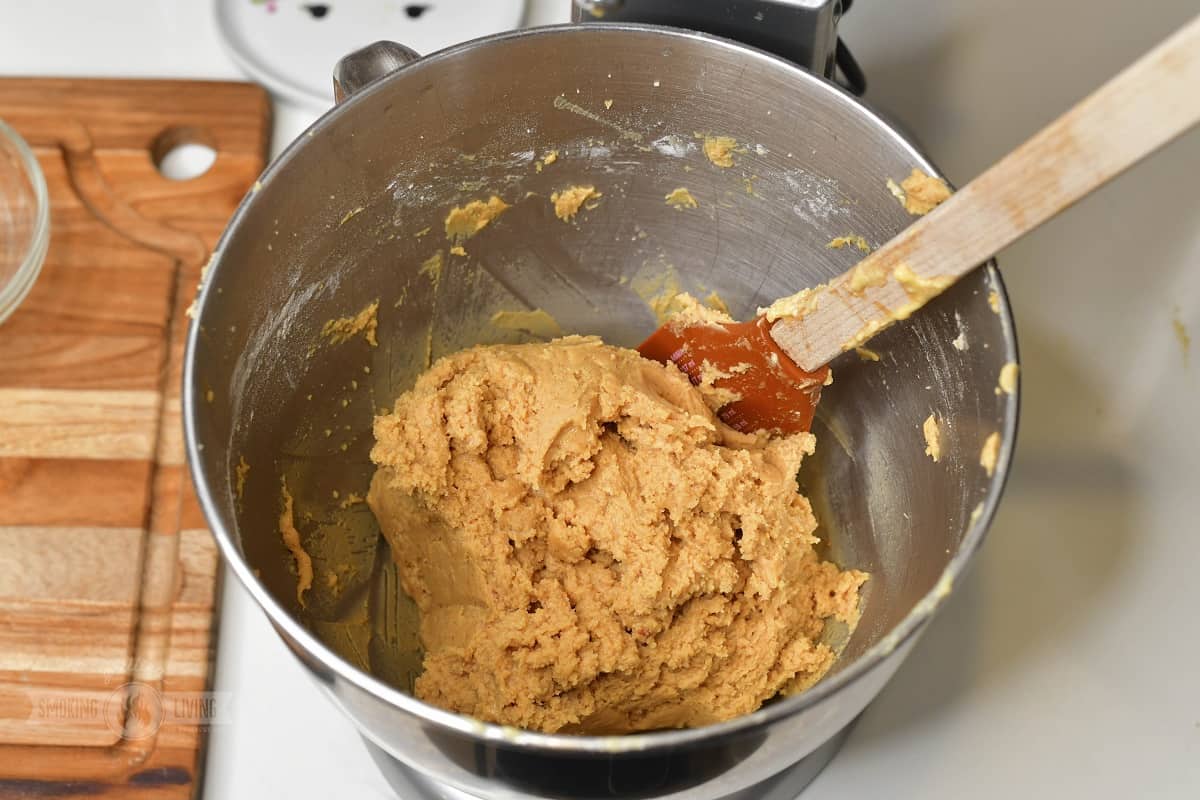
0 118 50 324
184 22 1020 756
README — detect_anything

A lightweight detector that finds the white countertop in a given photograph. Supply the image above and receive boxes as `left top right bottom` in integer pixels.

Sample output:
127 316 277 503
3 1 1198 797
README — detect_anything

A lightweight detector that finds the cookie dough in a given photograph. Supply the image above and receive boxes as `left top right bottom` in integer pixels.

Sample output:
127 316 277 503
980 431 1001 477
891 168 952 215
550 185 601 222
321 301 379 347
665 187 699 209
923 414 942 463
444 195 509 240
279 481 313 607
368 337 866 734
702 135 738 168
827 234 872 253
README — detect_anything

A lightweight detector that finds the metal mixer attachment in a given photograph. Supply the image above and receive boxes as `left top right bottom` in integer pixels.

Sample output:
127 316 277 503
572 0 866 94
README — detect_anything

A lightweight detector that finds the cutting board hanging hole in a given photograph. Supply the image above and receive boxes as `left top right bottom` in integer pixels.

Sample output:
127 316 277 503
153 126 217 181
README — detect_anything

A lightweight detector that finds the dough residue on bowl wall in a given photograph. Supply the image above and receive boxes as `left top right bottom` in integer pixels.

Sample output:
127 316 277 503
490 308 563 339
923 414 942 463
321 300 379 347
630 268 729 325
550 185 601 222
664 187 699 209
996 362 1019 395
888 168 952 215
979 431 1001 477
444 195 509 240
279 480 313 607
701 134 738 168
827 234 871 253
855 346 881 362
235 455 250 503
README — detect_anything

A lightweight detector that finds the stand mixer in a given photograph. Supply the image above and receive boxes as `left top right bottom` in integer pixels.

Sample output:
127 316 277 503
184 2 1018 798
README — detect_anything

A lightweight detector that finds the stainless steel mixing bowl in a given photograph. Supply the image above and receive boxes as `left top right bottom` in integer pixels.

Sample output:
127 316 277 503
184 24 1018 800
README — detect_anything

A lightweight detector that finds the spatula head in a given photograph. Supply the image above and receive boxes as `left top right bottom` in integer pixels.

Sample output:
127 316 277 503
638 317 830 434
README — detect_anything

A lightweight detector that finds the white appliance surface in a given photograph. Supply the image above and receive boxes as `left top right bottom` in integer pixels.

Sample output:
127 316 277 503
2 1 1196 797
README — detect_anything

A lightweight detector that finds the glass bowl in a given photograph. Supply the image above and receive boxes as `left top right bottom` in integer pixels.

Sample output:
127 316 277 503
0 118 50 325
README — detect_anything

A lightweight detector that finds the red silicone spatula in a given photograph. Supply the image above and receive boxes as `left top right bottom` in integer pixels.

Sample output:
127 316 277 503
641 13 1200 433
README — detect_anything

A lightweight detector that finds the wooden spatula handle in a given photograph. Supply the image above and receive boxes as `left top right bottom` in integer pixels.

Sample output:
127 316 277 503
771 13 1200 372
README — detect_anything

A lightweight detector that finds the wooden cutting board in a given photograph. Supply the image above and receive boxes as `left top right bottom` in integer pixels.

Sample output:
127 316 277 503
0 79 270 797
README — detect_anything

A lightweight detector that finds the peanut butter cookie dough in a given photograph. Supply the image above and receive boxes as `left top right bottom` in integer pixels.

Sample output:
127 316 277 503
368 337 866 734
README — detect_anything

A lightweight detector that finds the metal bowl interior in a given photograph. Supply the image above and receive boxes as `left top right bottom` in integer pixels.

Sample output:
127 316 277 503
185 22 1017 793
0 118 50 325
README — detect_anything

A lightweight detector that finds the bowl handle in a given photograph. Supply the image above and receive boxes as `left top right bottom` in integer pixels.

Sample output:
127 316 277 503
332 41 421 104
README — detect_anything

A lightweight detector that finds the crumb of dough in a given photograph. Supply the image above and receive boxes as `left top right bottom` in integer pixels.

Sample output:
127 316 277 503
952 330 969 351
449 245 467 257
414 226 431 238
184 251 219 319
235 456 250 502
893 263 954 303
827 235 871 253
760 284 824 322
445 196 509 240
898 168 951 215
702 135 738 168
855 346 881 362
205 388 214 403
886 178 906 204
321 300 379 347
665 187 699 209
338 492 365 509
665 292 734 330
420 251 444 283
338 206 364 226
968 502 985 527
604 99 613 109
997 362 1019 395
1172 306 1190 363
491 308 564 339
367 337 867 734
979 432 1001 477
693 360 743 410
987 291 1001 314
923 414 942 463
279 481 313 607
631 269 684 324
630 270 729 325
704 290 731 316
325 572 338 589
551 185 601 222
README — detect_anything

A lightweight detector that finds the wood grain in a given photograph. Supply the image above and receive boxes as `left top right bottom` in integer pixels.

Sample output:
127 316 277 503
0 78 269 796
771 13 1200 371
